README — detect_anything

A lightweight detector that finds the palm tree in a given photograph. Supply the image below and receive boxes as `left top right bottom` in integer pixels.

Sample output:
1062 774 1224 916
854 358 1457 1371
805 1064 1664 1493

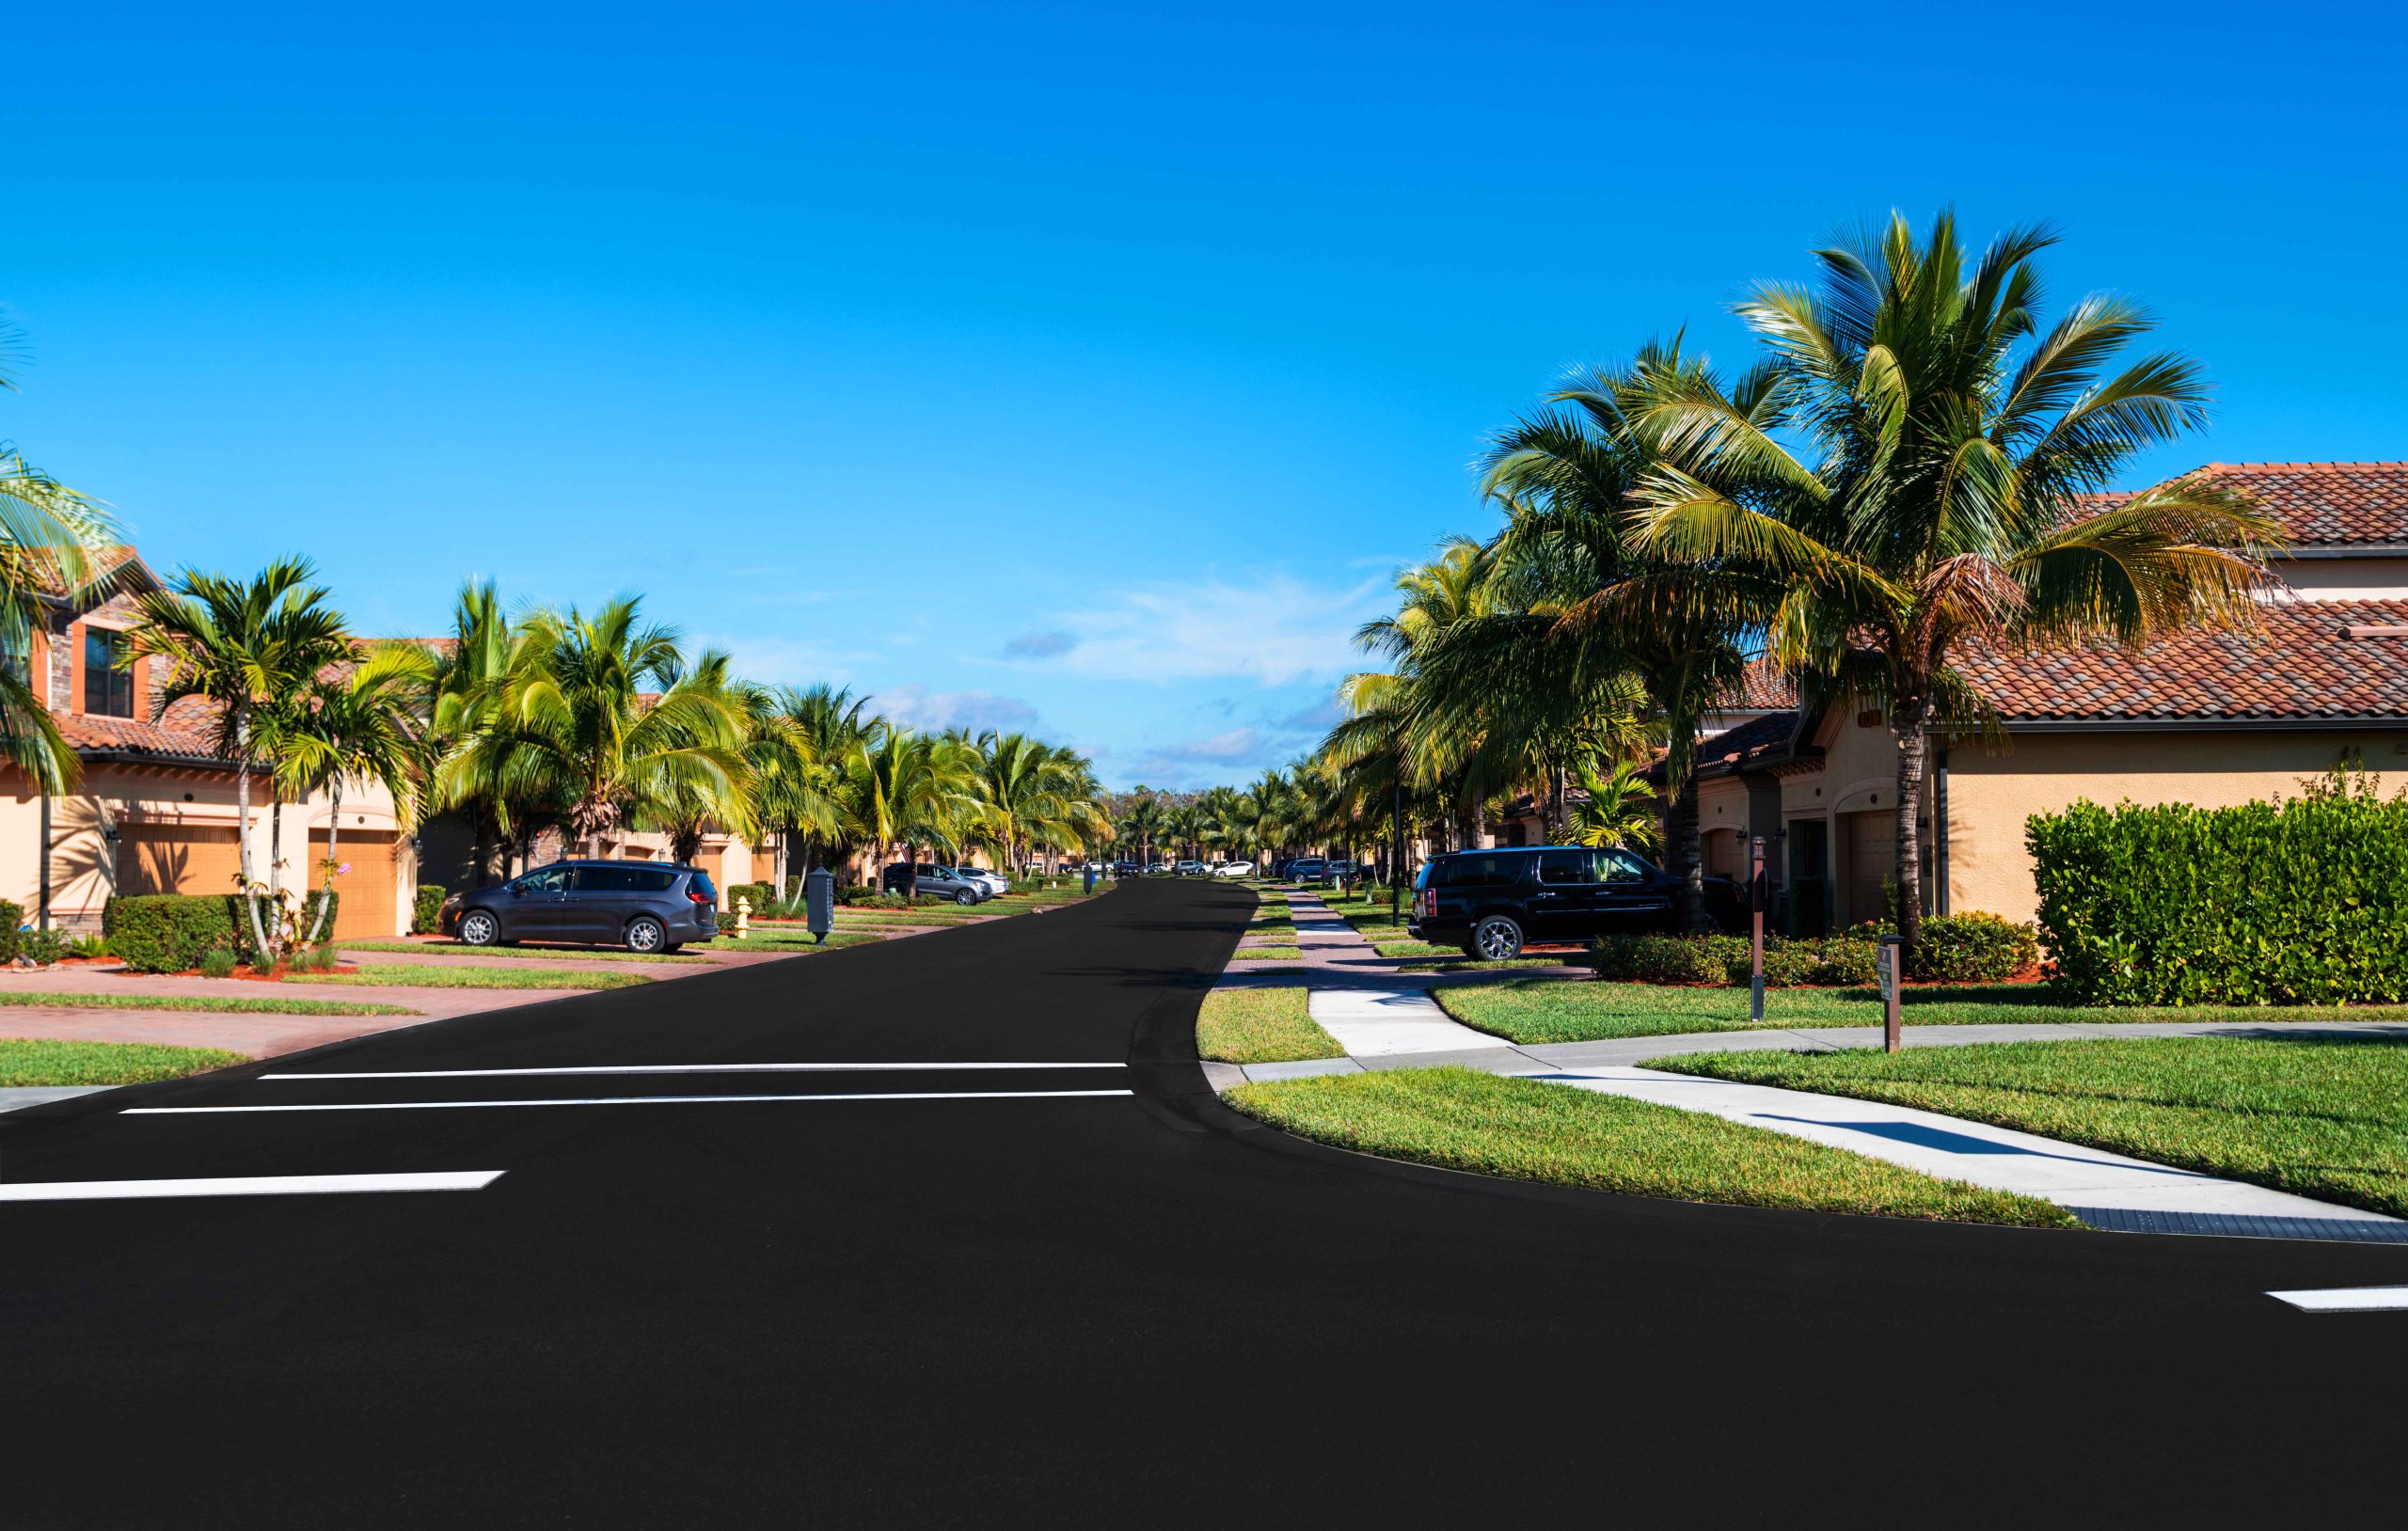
277 642 436 943
437 598 754 859
974 732 1104 876
0 319 121 792
772 684 877 879
126 558 353 956
1631 211 2282 958
422 581 528 881
1568 759 1661 855
847 727 978 896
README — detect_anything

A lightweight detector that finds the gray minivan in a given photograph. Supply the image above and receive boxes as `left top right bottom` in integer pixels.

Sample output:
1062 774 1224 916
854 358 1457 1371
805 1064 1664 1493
443 860 721 954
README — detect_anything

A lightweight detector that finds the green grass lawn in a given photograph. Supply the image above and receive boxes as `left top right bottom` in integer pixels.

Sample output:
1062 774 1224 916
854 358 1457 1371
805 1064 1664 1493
1226 1067 2071 1227
1 1037 251 1087
1230 946 1305 962
1654 1036 2408 1220
339 940 710 964
1397 957 1572 973
290 963 651 991
0 990 416 1016
1436 976 2408 1045
1196 986 1343 1064
1246 916 1298 937
1373 940 1465 958
705 930 885 954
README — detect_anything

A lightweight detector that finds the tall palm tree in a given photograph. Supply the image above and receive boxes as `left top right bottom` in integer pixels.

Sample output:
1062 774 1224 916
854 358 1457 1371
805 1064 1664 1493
1632 211 2282 957
974 732 1103 876
438 598 753 859
422 581 528 881
126 558 353 956
847 727 978 896
277 642 436 943
0 319 121 792
772 684 877 878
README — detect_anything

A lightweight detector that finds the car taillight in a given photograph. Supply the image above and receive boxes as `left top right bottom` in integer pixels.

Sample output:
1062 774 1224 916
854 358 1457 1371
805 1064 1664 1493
689 891 711 906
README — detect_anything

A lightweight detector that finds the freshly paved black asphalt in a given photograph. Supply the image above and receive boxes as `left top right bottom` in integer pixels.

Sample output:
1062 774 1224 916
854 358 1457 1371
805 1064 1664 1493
3 878 2401 1524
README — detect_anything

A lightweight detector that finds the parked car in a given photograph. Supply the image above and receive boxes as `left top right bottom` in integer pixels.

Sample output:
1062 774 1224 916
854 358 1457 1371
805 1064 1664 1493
881 863 993 905
1286 858 1329 885
1212 860 1255 877
1111 860 1141 877
1174 859 1207 876
445 860 721 954
1408 844 1689 959
951 865 1011 898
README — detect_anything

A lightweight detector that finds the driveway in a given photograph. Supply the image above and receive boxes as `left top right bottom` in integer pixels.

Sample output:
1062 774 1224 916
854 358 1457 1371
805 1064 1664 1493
0 879 2400 1524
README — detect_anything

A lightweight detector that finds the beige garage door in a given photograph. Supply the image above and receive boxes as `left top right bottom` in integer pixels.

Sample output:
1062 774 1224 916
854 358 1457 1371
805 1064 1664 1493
119 825 243 897
310 829 401 941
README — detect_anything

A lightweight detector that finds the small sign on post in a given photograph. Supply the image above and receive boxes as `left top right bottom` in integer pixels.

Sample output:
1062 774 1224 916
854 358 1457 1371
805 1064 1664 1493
1876 935 1903 1053
1748 835 1766 1024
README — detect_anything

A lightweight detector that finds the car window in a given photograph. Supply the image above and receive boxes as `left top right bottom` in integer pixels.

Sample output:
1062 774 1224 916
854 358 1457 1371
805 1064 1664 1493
575 867 643 893
1537 849 1607 885
1445 853 1518 888
515 868 569 894
1603 849 1649 884
689 872 718 901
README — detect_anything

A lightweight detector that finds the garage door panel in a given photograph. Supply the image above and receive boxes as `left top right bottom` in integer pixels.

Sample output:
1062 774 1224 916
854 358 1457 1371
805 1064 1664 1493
310 830 400 941
119 826 242 898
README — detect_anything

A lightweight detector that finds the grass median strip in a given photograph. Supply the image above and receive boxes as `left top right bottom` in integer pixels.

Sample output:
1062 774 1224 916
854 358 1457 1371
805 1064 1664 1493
1225 1066 2071 1227
1 1037 250 1087
0 991 417 1017
1436 976 2408 1045
290 964 651 991
1196 986 1343 1064
1231 946 1304 962
339 941 709 964
1653 1035 2408 1220
706 931 885 954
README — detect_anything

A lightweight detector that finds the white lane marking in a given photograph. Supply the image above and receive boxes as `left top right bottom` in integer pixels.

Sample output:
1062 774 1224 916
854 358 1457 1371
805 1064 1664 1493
124 1089 1135 1115
262 1061 1128 1081
2267 1286 2408 1313
0 1170 503 1202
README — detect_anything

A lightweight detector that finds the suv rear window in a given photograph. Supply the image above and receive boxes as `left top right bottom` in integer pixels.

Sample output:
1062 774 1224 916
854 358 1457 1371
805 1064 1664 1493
689 871 717 902
1434 852 1522 888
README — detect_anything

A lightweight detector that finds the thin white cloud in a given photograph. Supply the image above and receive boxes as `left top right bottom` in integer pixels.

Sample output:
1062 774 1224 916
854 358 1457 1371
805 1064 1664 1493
704 633 879 686
874 685 1040 734
1007 576 1386 686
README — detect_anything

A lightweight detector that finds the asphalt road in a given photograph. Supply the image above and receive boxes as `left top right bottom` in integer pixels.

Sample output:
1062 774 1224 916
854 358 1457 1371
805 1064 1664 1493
3 878 2401 1525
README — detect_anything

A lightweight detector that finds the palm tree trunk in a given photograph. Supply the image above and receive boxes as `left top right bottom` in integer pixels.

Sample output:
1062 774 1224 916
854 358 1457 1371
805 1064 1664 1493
268 781 287 957
1545 765 1567 844
1893 705 1931 965
309 778 342 944
233 709 272 959
1663 772 1710 933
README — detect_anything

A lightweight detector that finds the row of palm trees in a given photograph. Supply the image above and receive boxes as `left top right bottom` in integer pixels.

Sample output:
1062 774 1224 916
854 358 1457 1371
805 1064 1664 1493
104 569 1118 949
1287 211 2279 961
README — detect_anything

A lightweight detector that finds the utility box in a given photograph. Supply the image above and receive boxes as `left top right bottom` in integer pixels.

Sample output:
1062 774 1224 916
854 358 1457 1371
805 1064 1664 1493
805 868 835 944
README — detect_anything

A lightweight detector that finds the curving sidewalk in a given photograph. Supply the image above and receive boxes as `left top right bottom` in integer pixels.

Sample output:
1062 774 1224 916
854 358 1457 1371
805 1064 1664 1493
1204 917 2408 1243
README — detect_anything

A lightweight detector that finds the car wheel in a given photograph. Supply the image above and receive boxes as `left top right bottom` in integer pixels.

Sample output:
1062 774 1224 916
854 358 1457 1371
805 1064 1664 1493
956 890 978 906
625 916 666 954
458 909 501 947
1472 915 1525 961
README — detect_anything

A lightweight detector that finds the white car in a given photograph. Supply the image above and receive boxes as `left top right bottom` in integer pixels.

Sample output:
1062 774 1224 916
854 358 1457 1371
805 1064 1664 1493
953 866 1010 898
1212 860 1255 877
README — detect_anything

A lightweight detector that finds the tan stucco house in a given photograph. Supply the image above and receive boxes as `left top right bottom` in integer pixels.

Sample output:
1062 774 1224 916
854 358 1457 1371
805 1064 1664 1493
0 549 419 940
1688 461 2408 930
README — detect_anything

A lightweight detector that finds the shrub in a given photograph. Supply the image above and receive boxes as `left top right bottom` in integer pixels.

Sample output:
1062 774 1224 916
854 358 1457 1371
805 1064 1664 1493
726 881 776 911
0 900 20 964
16 929 71 966
198 948 239 979
1593 931 1879 988
1912 912 2041 982
66 933 111 959
2030 780 2408 1005
413 883 448 935
1807 938 1878 986
1592 934 1722 985
105 894 246 973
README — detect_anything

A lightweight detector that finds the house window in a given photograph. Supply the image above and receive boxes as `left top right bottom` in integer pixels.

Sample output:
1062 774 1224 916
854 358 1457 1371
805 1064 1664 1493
84 628 135 718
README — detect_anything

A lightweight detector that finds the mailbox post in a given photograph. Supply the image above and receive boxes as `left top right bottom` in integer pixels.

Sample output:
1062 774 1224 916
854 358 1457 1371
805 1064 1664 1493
804 867 834 946
1877 934 1904 1052
1084 861 1096 894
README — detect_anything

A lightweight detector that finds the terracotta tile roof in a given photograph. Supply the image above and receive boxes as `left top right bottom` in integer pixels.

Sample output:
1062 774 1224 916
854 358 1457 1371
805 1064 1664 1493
1956 599 2408 722
1714 658 1797 711
55 695 227 763
1695 709 1804 775
2092 462 2408 546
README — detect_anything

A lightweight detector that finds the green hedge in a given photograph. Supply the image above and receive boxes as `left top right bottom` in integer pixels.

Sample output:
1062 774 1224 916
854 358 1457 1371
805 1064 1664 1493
1592 932 1877 988
2029 786 2408 1004
413 883 448 935
726 881 776 911
1844 913 2041 983
103 892 338 973
0 899 20 965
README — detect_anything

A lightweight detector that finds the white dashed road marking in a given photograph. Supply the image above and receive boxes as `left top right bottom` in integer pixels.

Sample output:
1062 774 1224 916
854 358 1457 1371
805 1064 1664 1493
262 1062 1128 1081
0 1171 505 1202
2267 1286 2408 1313
124 1089 1136 1114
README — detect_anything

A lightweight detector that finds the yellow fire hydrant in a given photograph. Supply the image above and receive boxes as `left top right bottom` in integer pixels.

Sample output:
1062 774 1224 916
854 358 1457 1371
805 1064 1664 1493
735 893 752 938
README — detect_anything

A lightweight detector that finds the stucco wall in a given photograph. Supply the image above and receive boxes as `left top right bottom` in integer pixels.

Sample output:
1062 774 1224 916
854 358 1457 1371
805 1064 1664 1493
1943 729 2403 922
2273 555 2408 600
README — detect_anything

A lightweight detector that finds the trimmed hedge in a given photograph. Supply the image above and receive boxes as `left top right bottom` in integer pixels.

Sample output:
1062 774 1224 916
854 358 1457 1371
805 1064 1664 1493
0 899 20 965
2029 785 2408 1005
726 881 776 911
413 883 448 936
103 892 338 973
1844 913 2041 983
1591 932 1878 988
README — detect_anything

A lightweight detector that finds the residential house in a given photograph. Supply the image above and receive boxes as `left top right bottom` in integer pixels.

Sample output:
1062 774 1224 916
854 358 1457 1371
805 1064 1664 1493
0 549 418 939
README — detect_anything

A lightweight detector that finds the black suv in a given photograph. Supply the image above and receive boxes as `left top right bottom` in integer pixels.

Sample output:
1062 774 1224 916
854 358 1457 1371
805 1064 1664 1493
444 860 721 954
1409 844 1687 959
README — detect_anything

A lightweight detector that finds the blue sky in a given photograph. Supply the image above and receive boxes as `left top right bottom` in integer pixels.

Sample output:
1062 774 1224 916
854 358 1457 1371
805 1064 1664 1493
8 2 2402 788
